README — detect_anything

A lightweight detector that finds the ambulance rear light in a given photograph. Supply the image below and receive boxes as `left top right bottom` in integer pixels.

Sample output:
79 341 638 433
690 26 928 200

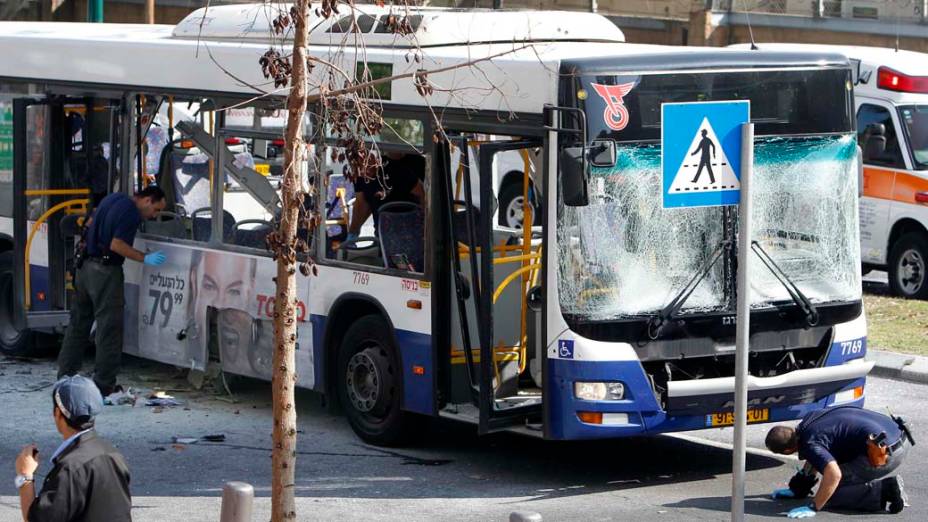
877 67 928 94
916 191 928 205
224 137 243 145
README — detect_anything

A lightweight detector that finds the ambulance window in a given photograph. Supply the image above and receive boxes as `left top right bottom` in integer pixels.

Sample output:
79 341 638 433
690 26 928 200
857 104 905 168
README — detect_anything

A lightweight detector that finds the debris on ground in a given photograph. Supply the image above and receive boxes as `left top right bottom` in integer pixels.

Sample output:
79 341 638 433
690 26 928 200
146 397 183 407
171 434 227 445
104 388 137 406
151 447 166 452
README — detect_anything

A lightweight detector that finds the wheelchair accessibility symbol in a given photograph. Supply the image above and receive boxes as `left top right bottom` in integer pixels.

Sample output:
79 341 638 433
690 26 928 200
558 340 575 359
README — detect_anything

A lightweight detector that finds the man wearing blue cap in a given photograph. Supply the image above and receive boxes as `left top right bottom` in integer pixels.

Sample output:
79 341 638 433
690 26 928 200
14 376 131 521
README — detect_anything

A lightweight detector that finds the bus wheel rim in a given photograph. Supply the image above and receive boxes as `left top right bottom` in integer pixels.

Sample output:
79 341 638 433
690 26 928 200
346 346 389 414
899 248 925 295
506 195 525 229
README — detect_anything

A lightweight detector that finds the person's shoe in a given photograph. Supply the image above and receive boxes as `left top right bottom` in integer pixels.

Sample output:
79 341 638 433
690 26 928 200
97 383 122 400
883 476 907 514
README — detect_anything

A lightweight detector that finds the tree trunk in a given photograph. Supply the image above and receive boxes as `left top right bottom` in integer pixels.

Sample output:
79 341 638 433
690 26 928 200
272 1 309 520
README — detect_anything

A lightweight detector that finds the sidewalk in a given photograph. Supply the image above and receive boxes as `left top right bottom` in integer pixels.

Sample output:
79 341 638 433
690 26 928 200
868 349 928 385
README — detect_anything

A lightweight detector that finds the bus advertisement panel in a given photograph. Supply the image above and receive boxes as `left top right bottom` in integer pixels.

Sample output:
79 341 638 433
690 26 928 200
126 241 314 388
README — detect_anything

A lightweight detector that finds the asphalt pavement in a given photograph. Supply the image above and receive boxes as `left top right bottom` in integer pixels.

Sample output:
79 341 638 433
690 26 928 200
0 353 924 522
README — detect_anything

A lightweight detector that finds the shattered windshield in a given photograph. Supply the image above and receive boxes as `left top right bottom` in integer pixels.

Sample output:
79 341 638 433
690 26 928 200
557 68 860 322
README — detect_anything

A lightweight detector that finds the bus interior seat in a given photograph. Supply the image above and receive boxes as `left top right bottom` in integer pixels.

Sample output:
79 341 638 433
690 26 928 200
143 211 187 238
337 237 384 267
232 219 273 250
378 201 424 272
191 207 236 242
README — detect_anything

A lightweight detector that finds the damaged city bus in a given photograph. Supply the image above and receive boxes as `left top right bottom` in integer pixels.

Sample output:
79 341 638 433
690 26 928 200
0 4 870 444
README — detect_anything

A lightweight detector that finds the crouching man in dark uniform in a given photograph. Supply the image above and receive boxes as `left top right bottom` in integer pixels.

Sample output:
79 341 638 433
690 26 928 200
14 375 131 521
58 186 167 396
765 405 913 518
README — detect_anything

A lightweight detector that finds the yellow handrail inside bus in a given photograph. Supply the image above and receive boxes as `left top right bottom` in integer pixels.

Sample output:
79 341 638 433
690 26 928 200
24 189 90 197
518 148 534 373
492 264 538 305
458 243 524 257
24 198 90 310
492 253 539 265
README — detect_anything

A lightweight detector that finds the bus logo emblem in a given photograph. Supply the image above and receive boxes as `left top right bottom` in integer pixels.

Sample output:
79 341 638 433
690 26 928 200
590 82 636 131
558 340 575 359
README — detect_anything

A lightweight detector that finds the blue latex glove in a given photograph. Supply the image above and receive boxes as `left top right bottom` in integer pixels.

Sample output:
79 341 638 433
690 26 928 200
771 488 795 499
144 251 166 266
345 232 359 243
786 506 816 519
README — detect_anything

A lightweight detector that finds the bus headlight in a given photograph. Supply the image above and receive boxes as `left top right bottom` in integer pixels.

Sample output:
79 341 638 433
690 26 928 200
574 381 625 401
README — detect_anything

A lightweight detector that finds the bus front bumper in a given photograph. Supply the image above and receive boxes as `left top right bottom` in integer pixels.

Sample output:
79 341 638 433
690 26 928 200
546 357 873 440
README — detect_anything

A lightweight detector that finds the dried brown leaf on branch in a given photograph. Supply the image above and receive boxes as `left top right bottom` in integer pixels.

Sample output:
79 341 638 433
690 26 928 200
259 48 293 88
317 0 340 18
272 13 291 35
414 69 433 96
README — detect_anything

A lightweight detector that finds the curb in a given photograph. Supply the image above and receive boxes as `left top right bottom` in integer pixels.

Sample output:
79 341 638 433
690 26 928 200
867 349 928 385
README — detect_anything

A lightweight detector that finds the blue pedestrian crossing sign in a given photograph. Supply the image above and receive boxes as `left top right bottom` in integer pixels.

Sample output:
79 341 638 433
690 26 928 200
662 101 750 209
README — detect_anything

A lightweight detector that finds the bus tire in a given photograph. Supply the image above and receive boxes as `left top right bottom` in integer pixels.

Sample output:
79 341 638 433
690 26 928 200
497 177 541 229
0 251 33 356
888 232 928 300
336 314 421 446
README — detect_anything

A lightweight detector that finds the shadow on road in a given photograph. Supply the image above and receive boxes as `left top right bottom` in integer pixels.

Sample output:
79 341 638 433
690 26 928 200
666 494 895 519
665 494 788 518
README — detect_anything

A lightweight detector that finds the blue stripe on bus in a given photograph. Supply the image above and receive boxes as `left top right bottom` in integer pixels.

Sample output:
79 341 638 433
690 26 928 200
546 337 868 440
395 328 434 415
311 314 433 416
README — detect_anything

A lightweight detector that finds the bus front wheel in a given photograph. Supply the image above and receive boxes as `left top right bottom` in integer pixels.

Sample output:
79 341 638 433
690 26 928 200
337 314 421 446
0 251 34 356
888 232 928 300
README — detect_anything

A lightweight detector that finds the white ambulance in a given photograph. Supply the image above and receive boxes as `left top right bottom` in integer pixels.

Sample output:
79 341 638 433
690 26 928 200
732 44 928 299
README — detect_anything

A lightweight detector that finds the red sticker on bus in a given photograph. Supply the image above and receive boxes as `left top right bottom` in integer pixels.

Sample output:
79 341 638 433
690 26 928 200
590 82 636 131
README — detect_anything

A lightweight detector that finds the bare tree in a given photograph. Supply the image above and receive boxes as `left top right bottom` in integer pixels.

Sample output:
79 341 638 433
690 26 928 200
267 1 309 518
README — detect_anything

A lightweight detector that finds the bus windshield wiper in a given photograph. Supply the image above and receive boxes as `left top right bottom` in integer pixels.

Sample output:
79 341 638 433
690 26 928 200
751 241 820 327
647 240 731 340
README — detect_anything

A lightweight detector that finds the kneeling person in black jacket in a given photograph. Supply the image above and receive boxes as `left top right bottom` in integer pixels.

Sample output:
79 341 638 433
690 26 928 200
14 375 131 522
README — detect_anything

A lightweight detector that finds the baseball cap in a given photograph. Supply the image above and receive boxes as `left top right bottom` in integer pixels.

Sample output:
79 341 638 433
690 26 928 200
53 376 104 427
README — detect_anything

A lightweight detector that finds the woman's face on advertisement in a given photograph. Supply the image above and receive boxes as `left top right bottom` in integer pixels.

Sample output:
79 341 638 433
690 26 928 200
198 254 253 310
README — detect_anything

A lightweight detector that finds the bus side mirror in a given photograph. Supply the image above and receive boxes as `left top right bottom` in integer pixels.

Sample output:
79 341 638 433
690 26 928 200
561 146 589 207
864 123 887 160
589 140 616 168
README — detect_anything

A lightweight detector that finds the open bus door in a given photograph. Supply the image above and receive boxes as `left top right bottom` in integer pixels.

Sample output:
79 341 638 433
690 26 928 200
4 96 122 355
444 135 544 434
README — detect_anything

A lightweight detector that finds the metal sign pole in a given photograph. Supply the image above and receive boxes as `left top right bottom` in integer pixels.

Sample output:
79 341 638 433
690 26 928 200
731 122 754 521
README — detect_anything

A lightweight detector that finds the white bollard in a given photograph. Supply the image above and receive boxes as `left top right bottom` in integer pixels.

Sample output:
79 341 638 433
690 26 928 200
220 481 254 522
509 511 543 522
